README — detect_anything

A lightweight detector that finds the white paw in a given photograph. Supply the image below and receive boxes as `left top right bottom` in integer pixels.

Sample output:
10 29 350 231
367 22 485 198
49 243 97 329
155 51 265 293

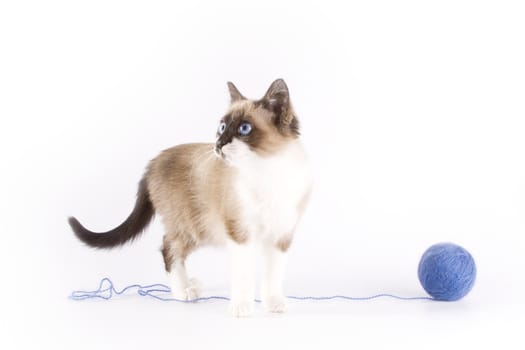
171 278 202 301
228 300 254 317
185 278 202 301
263 295 288 313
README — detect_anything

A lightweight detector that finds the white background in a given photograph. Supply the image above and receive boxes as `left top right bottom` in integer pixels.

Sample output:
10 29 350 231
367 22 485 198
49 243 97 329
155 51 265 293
1 0 524 349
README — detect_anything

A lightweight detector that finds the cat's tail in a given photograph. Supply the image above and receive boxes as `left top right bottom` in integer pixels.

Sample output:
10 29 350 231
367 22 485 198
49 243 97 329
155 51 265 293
68 177 154 249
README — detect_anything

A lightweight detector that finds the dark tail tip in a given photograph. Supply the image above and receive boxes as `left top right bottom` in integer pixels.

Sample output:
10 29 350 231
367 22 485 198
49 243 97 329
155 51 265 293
68 215 116 249
68 216 84 239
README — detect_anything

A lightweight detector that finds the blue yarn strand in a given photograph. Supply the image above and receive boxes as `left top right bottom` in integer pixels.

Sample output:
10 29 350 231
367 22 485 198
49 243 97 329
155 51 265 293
70 278 433 302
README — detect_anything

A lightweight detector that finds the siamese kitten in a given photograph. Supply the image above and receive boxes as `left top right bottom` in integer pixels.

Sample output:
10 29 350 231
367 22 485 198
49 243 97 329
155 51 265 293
69 79 312 317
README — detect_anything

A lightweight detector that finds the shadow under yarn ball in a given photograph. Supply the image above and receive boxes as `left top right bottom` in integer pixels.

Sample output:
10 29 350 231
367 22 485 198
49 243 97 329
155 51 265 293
418 243 477 301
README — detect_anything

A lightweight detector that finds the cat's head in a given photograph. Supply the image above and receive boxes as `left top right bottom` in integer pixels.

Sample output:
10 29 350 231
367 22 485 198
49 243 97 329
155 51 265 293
215 79 300 163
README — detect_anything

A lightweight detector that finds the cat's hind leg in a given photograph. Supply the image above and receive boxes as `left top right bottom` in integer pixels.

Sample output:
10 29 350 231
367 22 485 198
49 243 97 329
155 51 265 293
161 235 200 301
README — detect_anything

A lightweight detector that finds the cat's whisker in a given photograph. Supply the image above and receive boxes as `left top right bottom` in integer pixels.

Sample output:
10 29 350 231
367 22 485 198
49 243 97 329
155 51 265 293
199 148 220 181
188 147 217 186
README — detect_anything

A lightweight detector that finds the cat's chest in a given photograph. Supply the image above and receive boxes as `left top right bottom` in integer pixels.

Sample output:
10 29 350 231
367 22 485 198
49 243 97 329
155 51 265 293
233 145 311 237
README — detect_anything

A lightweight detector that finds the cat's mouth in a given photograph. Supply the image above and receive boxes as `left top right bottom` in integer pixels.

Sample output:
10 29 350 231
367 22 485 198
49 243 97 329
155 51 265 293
214 146 225 159
215 146 236 166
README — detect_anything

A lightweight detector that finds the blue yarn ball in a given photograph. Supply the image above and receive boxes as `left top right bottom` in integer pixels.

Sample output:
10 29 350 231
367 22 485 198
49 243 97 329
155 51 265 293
418 243 476 301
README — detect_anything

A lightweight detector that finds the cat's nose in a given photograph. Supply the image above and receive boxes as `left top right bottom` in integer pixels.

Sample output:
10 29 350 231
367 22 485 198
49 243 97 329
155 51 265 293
216 138 228 150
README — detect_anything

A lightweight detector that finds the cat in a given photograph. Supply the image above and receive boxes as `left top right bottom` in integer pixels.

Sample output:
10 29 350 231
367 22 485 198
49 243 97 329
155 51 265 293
69 79 312 317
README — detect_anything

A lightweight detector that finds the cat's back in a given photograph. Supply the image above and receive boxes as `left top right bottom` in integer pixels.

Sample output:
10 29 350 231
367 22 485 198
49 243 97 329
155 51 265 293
146 143 227 206
149 143 213 177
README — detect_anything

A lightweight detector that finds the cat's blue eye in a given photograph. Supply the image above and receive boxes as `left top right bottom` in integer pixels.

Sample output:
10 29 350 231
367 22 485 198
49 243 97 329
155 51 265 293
218 121 226 134
238 122 252 136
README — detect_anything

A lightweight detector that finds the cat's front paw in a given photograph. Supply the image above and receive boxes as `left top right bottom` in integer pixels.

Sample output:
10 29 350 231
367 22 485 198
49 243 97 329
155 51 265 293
228 299 254 317
263 295 288 313
171 278 202 301
184 278 202 301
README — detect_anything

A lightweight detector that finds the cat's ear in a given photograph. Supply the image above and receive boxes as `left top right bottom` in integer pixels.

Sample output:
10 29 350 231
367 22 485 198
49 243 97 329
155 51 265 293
227 82 246 103
261 79 293 125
